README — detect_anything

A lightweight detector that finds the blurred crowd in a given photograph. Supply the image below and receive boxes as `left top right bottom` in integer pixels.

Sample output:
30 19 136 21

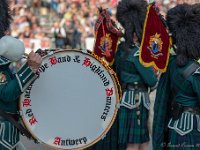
9 0 198 51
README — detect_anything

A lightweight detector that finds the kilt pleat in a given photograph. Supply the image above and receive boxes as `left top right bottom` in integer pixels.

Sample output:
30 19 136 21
118 100 149 144
167 118 200 150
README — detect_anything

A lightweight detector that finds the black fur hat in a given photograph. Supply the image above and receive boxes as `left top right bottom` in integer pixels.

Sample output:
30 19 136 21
166 3 200 66
0 0 12 38
116 0 147 50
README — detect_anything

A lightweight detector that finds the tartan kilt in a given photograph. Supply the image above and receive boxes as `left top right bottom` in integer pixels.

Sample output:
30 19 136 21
167 118 200 150
86 114 125 150
118 101 149 144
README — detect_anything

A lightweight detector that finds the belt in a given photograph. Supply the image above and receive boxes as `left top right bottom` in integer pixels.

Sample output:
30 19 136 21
0 109 34 140
124 83 147 91
184 107 200 115
0 113 19 121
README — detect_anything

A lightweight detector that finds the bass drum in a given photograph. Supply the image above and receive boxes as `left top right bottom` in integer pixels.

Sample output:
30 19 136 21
20 49 121 150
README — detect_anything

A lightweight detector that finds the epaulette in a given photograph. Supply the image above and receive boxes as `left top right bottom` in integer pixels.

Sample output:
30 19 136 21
0 56 10 65
182 61 200 79
15 62 38 92
134 50 140 57
193 66 200 75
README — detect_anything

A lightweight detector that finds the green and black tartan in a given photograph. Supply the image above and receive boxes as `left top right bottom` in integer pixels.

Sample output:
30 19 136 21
114 43 157 145
153 56 200 150
118 99 149 144
86 115 125 150
167 122 200 150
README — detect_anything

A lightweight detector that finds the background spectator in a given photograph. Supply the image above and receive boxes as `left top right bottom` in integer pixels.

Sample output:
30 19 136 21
10 0 199 52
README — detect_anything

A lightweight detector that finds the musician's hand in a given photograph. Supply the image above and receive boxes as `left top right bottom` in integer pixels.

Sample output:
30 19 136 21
27 51 42 73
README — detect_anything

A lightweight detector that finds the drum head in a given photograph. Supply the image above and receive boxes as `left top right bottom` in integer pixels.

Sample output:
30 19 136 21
20 49 119 150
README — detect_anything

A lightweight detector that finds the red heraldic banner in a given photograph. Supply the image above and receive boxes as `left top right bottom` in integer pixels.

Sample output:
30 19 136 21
94 9 123 65
139 4 171 73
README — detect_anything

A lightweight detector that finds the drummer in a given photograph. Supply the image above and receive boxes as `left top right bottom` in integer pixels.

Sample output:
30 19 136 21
0 1 42 149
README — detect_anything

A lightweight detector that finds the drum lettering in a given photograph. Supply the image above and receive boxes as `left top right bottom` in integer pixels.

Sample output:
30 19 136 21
94 66 102 74
61 140 65 146
54 137 61 145
104 105 110 112
59 137 87 146
61 137 87 146
82 137 87 144
101 97 112 121
73 55 80 63
104 81 109 86
91 65 97 72
69 139 75 145
102 76 107 83
97 71 110 86
78 139 82 144
23 99 31 107
83 59 111 86
106 88 113 97
101 113 107 121
38 63 48 73
82 57 91 67
25 84 33 98
97 70 110 86
49 56 58 65
26 109 33 117
105 99 111 112
49 56 73 65
24 87 31 98
58 57 66 63
99 73 104 78
75 139 79 145
66 55 71 62
106 96 112 104
29 116 38 125
65 139 70 146
99 70 104 77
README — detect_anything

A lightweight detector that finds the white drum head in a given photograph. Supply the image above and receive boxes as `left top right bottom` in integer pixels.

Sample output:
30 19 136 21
20 49 120 150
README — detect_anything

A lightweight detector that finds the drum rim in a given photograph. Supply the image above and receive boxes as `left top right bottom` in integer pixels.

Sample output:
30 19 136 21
19 49 121 150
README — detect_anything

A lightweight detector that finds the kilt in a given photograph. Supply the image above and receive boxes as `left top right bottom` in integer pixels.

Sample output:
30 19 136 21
118 101 149 144
86 114 125 150
167 118 200 150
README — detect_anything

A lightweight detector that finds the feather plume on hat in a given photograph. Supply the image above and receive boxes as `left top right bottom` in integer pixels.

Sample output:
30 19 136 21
167 3 200 66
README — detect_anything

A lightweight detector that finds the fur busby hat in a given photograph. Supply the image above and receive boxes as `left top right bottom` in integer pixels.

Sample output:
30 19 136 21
0 0 12 38
116 0 148 50
166 3 200 66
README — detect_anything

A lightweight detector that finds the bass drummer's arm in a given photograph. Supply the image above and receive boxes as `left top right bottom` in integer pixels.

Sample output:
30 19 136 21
0 52 42 102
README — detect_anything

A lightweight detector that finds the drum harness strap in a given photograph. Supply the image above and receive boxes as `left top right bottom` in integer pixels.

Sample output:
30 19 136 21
0 109 38 143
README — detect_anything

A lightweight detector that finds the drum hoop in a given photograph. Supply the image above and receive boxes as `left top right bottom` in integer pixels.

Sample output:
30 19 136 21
19 49 122 150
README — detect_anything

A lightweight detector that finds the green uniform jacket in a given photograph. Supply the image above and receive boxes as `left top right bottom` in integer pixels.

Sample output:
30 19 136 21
153 55 200 150
0 56 37 150
115 43 157 89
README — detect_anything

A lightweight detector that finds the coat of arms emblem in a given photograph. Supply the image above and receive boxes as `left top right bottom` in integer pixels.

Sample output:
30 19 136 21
148 33 163 59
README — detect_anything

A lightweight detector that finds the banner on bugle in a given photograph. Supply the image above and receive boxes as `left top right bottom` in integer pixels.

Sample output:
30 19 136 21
93 8 123 65
139 4 171 73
